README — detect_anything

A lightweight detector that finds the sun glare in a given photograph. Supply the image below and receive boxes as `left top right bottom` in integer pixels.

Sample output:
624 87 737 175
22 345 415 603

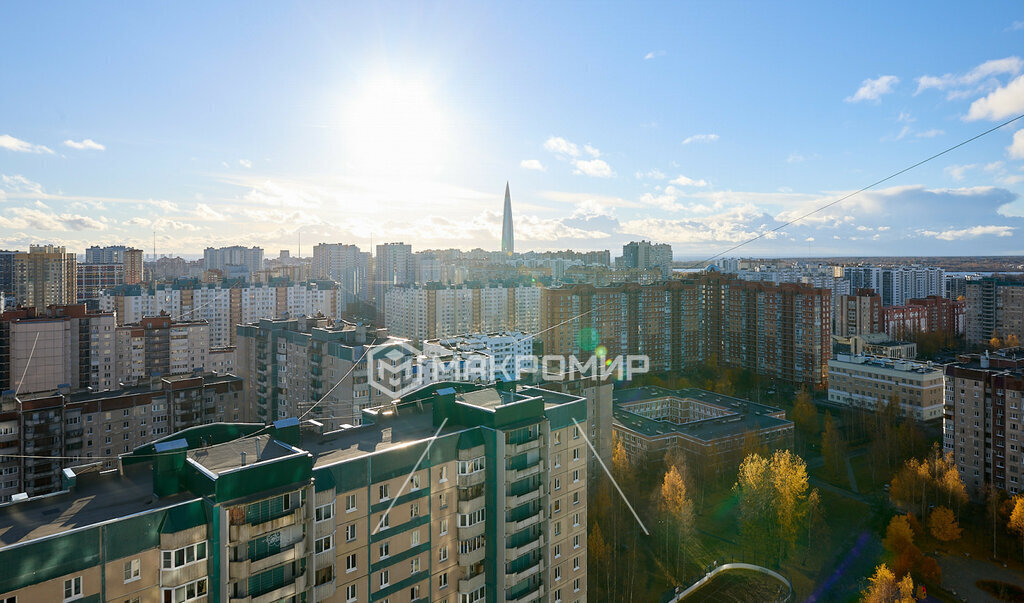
342 75 450 178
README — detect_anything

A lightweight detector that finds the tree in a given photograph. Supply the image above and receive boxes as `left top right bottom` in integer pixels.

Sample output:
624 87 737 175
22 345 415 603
985 484 1004 559
889 445 966 518
659 465 695 578
588 522 610 598
1010 495 1024 563
883 514 915 555
735 450 814 564
736 453 773 562
862 564 916 603
928 506 962 542
791 389 817 440
1007 333 1021 348
822 412 846 483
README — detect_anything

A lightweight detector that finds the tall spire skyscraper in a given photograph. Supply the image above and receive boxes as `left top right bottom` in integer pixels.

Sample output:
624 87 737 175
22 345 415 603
501 181 515 254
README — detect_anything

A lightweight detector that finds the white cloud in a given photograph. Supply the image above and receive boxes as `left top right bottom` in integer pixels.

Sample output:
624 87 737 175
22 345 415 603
915 129 944 138
149 199 179 212
917 57 1023 95
1 174 44 195
238 159 252 169
681 133 719 144
635 169 666 180
63 138 105 151
984 161 1005 172
1007 129 1024 159
670 174 709 187
543 136 580 157
0 134 54 154
572 158 614 178
520 159 545 171
965 74 1024 121
1009 21 1024 31
918 225 1015 240
644 50 666 60
583 144 601 158
845 75 900 103
194 203 226 221
944 164 976 180
0 206 107 231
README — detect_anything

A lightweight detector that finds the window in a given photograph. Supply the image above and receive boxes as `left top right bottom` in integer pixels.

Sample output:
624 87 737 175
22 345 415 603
572 447 580 461
346 553 357 573
315 502 334 522
439 465 448 482
315 565 334 586
409 586 420 600
411 529 420 546
63 576 82 601
573 512 580 526
410 557 421 573
572 491 580 505
554 543 561 558
439 572 449 589
411 474 421 490
315 534 334 554
573 425 580 439
554 589 562 603
410 502 420 518
458 457 485 475
161 541 207 570
573 556 580 570
379 569 390 587
458 508 485 527
379 512 390 529
573 534 580 549
573 577 581 592
553 499 561 514
123 558 140 582
572 469 580 483
554 521 561 536
554 452 562 468
554 431 562 445
379 484 390 501
439 545 449 561
555 566 562 581
554 477 561 491
439 492 448 509
461 586 485 603
161 578 207 603
345 523 357 542
379 542 390 559
345 584 357 603
439 518 449 535
345 493 357 512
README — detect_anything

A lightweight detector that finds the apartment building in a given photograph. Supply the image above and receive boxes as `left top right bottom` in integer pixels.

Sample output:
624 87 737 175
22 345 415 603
834 289 883 337
204 245 265 276
944 351 1024 495
0 373 243 500
101 281 343 348
611 386 793 477
0 304 116 395
114 316 211 386
843 265 945 307
424 332 534 380
385 285 542 341
540 273 832 387
11 244 77 307
312 243 372 303
0 381 588 603
965 278 1024 347
375 242 415 318
883 295 966 339
827 354 945 421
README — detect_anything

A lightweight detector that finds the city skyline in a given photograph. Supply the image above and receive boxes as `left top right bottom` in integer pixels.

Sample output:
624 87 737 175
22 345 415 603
2 3 1024 259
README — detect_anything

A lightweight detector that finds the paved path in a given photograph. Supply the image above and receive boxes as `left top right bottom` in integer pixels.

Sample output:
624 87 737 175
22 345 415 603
938 554 1024 602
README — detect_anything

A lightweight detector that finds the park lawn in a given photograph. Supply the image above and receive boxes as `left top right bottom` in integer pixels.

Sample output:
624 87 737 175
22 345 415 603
851 455 881 494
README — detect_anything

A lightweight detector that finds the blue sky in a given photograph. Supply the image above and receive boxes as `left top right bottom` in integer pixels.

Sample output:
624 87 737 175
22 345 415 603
2 2 1024 259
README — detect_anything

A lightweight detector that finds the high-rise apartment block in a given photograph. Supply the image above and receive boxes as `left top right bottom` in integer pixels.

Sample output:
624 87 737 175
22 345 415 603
312 243 371 303
101 281 343 348
0 305 116 395
0 250 17 301
965 278 1024 347
540 273 831 387
944 351 1024 495
203 245 265 276
617 240 672 277
843 265 945 307
84 245 144 283
11 244 77 307
385 285 542 341
834 289 883 337
0 380 587 603
114 316 211 386
0 373 243 500
375 242 415 319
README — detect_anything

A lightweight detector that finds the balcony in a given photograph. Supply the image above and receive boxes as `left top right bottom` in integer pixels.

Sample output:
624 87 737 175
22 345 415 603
505 534 544 559
458 543 486 566
506 484 544 509
230 572 306 603
458 572 486 596
228 540 305 580
506 558 544 584
457 471 486 488
508 583 545 603
505 508 544 534
506 437 542 456
457 495 485 515
229 509 302 542
506 460 542 482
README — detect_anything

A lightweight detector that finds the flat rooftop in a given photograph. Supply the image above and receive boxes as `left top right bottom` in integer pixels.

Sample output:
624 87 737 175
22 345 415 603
187 434 295 475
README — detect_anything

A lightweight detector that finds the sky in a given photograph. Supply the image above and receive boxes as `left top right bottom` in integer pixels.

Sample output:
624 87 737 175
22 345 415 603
2 2 1024 261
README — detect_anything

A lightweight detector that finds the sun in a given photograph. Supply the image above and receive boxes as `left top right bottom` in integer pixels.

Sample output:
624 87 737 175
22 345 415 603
341 75 451 178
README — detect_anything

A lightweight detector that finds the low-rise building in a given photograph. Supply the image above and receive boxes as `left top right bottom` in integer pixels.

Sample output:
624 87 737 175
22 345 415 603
611 386 793 478
828 354 945 421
